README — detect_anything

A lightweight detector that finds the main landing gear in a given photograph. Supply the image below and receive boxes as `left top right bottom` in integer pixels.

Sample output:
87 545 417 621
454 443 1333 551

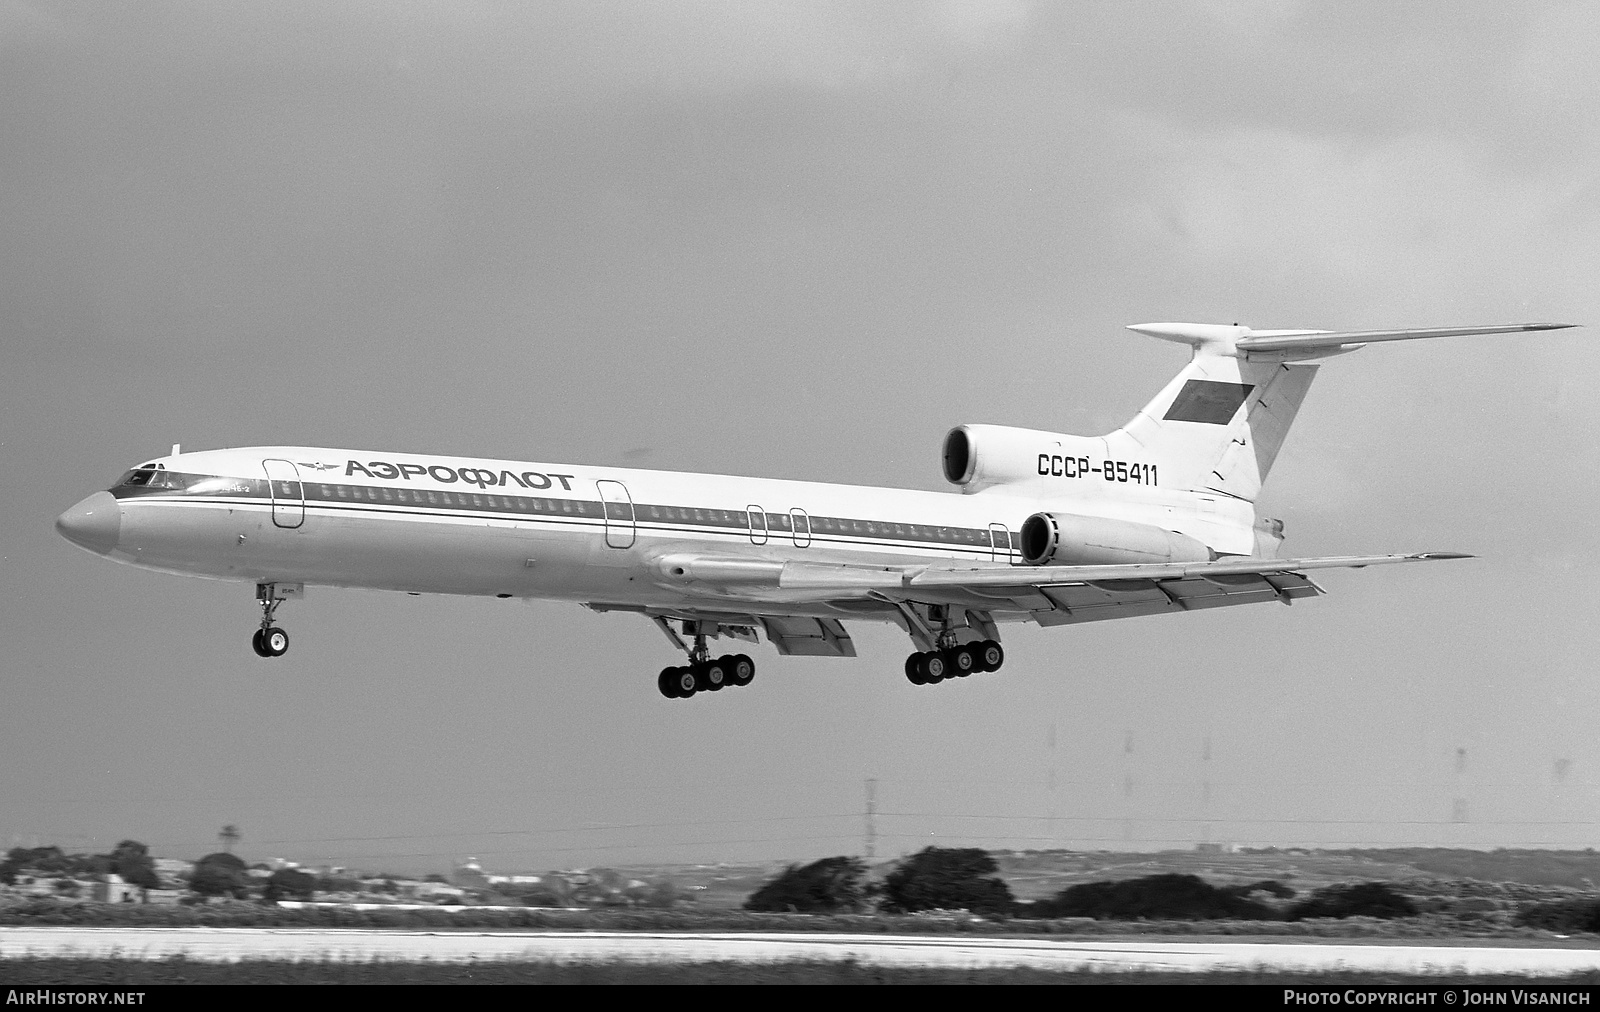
904 640 1004 686
250 582 298 658
658 631 756 699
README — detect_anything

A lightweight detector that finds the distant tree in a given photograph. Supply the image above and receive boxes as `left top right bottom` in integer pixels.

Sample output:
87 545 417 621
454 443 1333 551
218 825 241 854
315 874 361 893
3 846 70 880
881 847 1015 916
424 874 449 884
195 851 247 873
189 852 250 899
1517 898 1600 934
745 857 867 913
1030 874 1277 920
52 878 81 897
262 868 317 903
109 841 161 890
1289 882 1417 920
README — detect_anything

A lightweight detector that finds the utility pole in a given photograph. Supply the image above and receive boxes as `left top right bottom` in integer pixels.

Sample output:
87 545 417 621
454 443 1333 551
865 778 877 859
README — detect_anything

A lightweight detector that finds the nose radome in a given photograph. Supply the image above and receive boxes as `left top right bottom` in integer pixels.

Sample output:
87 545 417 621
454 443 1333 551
56 492 122 555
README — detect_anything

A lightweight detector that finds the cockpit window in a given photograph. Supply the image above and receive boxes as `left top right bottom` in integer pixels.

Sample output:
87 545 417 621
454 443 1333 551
116 468 185 490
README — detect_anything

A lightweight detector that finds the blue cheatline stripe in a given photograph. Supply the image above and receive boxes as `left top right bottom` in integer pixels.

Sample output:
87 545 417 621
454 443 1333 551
112 473 1020 555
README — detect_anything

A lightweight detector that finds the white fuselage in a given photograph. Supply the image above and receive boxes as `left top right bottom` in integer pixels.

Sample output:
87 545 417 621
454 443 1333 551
66 445 1251 625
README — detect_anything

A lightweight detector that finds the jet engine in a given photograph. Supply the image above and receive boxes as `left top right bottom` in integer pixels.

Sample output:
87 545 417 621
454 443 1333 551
1019 512 1212 567
943 424 1082 492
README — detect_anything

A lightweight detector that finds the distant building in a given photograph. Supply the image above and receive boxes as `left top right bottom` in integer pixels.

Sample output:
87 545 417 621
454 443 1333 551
90 873 140 903
407 881 467 901
152 858 193 889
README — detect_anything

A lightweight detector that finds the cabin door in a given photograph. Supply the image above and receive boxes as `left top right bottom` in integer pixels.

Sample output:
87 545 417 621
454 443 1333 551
262 459 305 529
596 480 635 549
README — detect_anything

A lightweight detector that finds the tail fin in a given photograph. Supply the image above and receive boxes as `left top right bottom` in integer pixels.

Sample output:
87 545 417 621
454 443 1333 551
1104 321 1575 503
1105 336 1314 502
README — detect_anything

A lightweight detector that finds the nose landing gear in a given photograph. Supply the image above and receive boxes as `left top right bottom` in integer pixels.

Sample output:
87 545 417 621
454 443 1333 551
250 582 300 658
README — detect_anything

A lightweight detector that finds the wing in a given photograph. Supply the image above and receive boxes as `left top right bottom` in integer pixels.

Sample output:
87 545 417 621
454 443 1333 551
643 551 1470 632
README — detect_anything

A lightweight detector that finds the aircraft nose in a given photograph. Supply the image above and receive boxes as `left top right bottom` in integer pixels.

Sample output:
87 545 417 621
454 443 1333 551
56 491 122 555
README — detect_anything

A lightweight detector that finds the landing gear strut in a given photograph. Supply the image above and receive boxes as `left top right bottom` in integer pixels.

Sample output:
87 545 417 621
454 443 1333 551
251 582 297 658
657 628 755 699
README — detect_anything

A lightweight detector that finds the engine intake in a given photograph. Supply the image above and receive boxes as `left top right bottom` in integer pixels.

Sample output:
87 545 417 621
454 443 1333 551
942 423 1089 492
1020 512 1212 567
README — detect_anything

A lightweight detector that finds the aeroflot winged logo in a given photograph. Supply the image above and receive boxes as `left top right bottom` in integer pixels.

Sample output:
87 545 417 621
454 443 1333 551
343 459 577 491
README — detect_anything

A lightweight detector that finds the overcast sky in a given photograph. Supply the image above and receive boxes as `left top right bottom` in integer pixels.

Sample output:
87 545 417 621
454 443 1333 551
4 1 1598 875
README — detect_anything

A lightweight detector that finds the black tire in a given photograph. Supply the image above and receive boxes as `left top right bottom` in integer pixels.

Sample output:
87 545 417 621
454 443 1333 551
701 659 727 692
978 640 1004 672
905 653 927 685
674 666 698 698
658 667 682 699
263 626 289 657
251 629 270 657
918 651 946 683
729 654 755 686
948 645 976 677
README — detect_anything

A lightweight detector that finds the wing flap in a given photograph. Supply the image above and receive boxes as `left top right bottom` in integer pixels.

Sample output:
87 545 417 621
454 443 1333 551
906 552 1468 590
761 616 856 657
1030 571 1323 626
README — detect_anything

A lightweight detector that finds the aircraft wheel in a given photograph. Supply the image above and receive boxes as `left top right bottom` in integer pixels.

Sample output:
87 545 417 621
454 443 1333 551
658 667 683 699
673 666 698 698
905 654 927 685
977 640 1004 673
917 651 946 684
262 627 289 657
729 654 755 686
251 629 270 658
947 645 976 677
701 659 728 692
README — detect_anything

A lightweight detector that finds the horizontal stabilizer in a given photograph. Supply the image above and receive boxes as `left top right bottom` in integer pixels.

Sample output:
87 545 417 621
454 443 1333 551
1126 322 1576 360
1235 323 1575 354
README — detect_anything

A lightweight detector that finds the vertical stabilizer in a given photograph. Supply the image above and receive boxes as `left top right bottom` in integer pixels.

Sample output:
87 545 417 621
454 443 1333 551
1105 327 1319 502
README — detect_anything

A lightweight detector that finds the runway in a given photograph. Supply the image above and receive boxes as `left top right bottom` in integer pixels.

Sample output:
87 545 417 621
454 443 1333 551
3 928 1600 974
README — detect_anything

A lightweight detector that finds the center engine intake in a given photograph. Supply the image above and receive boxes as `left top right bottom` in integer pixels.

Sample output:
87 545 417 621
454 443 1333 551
1019 512 1212 567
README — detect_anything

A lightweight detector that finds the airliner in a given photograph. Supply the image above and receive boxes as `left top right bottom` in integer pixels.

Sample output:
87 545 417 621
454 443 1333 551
56 321 1574 699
